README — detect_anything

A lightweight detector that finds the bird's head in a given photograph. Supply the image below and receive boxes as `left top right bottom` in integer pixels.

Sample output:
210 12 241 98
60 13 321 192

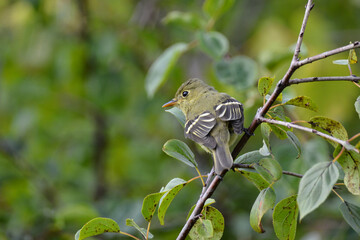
162 78 213 113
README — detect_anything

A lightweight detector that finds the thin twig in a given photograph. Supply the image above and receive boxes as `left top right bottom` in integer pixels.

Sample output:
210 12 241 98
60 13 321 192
233 163 303 178
258 117 359 153
289 76 360 85
297 41 360 67
293 0 314 62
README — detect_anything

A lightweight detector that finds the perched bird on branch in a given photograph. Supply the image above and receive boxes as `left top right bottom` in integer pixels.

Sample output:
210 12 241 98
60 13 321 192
163 78 245 175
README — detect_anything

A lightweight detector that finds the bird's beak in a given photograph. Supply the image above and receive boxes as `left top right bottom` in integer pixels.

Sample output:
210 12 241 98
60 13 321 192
162 98 177 108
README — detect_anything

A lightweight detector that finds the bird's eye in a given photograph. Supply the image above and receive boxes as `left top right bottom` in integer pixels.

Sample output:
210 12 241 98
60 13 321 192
182 91 189 97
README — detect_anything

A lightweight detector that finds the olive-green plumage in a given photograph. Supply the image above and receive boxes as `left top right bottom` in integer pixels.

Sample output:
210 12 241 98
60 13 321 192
163 78 244 175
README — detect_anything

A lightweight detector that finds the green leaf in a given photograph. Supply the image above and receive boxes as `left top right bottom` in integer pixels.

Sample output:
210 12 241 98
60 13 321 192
336 149 360 195
162 11 206 30
238 168 270 190
339 201 360 235
234 150 264 164
283 96 318 112
197 31 229 60
297 162 339 220
162 139 197 167
273 195 299 240
287 131 302 158
309 116 348 147
189 206 224 240
250 187 276 233
269 105 289 122
268 123 288 140
258 76 274 97
142 192 167 222
126 218 153 239
234 141 270 164
158 178 187 225
75 217 120 240
215 55 258 90
254 158 282 184
261 123 272 150
145 43 188 98
259 140 271 156
333 59 349 65
355 96 360 119
165 107 186 127
196 219 214 238
203 0 235 20
204 198 216 207
349 48 358 64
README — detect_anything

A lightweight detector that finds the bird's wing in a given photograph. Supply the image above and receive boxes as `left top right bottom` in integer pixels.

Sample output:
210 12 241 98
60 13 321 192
214 97 244 134
184 111 217 149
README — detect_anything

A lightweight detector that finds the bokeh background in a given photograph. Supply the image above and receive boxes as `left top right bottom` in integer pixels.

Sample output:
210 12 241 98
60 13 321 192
0 0 359 239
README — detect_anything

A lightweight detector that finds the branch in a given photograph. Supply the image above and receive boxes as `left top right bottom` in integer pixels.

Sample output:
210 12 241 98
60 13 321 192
258 117 360 154
297 41 360 67
233 163 303 178
289 76 360 85
293 0 314 62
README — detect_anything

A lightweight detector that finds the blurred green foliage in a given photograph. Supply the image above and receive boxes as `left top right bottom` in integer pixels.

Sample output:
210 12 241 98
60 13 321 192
0 0 359 239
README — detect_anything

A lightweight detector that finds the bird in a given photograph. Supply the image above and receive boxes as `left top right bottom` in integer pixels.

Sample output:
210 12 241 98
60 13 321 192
162 78 245 175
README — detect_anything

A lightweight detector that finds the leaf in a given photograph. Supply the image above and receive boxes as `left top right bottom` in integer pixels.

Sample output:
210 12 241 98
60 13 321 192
158 178 187 225
261 123 271 150
258 76 274 97
145 43 188 98
283 96 318 112
297 162 339 220
238 168 270 190
165 107 186 127
273 195 299 240
203 0 235 20
197 31 229 60
269 105 289 122
355 96 360 119
254 158 282 184
196 219 214 238
336 149 360 195
339 201 360 235
234 150 263 164
333 59 349 65
259 140 271 156
162 139 197 167
189 206 224 240
142 192 167 222
204 198 216 207
250 187 276 233
349 48 358 64
75 217 120 240
287 131 302 158
126 219 153 239
162 11 205 30
215 55 257 90
268 123 288 140
309 116 348 147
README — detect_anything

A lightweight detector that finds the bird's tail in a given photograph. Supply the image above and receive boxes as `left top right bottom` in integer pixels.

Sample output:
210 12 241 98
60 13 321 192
213 144 233 175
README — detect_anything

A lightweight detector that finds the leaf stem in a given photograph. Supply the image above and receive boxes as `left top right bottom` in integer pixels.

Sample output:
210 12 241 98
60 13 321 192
349 133 360 142
120 231 141 240
195 167 206 186
332 147 345 163
187 175 208 184
332 189 345 203
146 221 151 240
